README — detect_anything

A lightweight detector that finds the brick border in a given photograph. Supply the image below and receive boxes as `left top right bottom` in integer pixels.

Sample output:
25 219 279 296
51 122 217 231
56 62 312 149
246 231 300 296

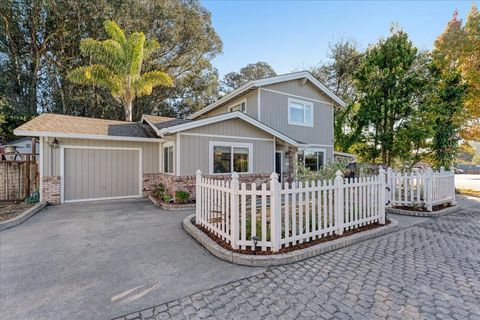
183 214 399 267
386 205 461 217
0 202 46 232
147 193 195 211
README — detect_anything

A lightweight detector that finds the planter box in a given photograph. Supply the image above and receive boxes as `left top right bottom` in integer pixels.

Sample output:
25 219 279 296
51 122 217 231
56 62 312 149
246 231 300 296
148 193 195 211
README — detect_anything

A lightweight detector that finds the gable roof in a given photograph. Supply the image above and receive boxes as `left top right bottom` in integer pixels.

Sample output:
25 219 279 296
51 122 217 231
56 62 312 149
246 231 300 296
159 111 299 146
14 114 162 142
141 114 191 136
188 71 346 119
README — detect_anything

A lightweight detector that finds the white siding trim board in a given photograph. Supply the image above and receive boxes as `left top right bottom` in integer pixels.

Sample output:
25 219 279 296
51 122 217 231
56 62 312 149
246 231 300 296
179 132 274 142
14 130 163 143
39 137 44 202
60 145 143 204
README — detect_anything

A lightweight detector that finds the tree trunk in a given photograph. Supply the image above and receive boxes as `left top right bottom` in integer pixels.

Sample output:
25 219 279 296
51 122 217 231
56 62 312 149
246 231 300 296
125 100 133 122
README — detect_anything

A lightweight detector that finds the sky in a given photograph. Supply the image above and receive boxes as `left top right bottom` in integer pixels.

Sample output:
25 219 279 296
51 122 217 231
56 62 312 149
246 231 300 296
201 0 478 77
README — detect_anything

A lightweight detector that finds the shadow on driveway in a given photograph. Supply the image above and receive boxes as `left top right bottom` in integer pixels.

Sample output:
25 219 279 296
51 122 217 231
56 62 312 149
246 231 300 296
0 199 264 320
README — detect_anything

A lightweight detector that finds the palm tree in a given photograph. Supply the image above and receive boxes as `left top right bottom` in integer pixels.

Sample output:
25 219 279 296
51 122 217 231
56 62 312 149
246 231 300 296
67 20 173 122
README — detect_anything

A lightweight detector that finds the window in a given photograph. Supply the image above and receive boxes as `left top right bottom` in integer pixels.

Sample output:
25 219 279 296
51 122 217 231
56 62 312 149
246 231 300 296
297 149 325 171
288 98 313 126
163 145 174 173
210 142 252 174
228 100 246 113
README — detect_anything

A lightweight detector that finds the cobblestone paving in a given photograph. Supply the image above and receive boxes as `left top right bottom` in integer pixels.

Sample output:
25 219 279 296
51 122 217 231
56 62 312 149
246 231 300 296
116 204 480 320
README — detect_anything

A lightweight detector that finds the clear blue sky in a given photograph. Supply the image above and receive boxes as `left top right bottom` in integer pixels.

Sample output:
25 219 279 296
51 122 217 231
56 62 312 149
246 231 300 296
201 1 478 77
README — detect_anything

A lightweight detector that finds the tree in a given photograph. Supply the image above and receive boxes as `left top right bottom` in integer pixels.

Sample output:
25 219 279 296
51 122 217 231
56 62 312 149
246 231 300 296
310 39 362 152
354 28 429 167
456 142 476 163
221 62 276 93
67 20 173 121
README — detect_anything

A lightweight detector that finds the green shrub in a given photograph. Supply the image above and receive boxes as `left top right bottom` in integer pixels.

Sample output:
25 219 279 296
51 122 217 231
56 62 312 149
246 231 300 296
161 194 173 203
25 190 39 204
154 184 166 198
175 190 190 204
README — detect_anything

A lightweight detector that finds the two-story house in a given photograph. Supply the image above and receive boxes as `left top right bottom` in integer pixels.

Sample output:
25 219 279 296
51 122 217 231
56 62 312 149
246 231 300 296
14 71 345 204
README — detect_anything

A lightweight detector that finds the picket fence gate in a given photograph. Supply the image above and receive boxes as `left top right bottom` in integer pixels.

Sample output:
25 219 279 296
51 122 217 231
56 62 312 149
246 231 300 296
386 167 455 211
195 169 386 252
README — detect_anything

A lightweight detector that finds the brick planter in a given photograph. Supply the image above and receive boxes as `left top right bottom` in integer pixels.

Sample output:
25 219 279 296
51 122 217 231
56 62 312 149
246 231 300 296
148 193 195 211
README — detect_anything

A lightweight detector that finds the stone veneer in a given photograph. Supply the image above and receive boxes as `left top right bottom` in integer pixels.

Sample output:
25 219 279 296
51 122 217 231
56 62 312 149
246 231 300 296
42 176 61 204
143 173 272 200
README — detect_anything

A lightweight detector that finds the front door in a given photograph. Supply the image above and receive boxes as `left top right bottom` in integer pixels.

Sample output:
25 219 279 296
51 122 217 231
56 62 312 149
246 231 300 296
275 151 282 182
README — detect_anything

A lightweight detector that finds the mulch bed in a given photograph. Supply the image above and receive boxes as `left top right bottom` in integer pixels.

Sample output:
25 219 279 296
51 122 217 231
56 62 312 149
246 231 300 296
393 203 453 212
0 201 34 223
195 219 390 255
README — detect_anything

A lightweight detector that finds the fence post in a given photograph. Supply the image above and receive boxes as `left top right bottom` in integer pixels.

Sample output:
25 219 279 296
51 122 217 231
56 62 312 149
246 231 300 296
426 168 433 211
386 167 392 207
270 172 281 252
195 169 202 224
230 172 240 250
450 166 456 205
379 168 386 224
334 170 344 235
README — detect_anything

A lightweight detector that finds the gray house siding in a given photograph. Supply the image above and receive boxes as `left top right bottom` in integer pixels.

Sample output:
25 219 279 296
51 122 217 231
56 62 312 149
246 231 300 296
42 137 159 176
259 87 334 146
201 90 258 119
177 118 274 175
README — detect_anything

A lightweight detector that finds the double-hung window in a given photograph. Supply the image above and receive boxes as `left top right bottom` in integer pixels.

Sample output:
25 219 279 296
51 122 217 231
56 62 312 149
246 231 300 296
210 142 252 174
297 149 325 171
163 144 174 174
288 98 313 126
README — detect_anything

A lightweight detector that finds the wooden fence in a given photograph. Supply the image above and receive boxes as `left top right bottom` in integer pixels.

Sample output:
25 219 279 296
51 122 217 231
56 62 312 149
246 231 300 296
386 167 455 211
196 169 386 252
0 154 39 201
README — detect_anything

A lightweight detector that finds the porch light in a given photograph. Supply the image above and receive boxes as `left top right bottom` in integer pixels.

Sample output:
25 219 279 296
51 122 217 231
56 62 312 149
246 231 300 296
51 138 59 148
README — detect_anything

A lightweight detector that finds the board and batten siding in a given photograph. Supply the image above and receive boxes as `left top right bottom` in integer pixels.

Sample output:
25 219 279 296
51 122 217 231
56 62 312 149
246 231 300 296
200 89 258 119
177 118 275 175
42 137 159 176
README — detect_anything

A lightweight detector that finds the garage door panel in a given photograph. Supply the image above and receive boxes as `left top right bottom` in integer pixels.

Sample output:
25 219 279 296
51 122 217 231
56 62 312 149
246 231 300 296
64 148 140 202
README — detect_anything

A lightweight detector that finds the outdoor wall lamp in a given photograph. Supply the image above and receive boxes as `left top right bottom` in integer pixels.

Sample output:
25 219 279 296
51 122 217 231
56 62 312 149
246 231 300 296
50 138 59 148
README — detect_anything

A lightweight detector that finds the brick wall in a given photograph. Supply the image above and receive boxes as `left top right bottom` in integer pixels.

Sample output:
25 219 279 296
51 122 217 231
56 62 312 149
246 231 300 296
143 173 271 200
42 176 60 204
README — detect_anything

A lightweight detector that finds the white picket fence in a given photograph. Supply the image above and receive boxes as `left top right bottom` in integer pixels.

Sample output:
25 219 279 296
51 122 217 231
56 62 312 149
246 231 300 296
386 167 455 211
195 169 386 252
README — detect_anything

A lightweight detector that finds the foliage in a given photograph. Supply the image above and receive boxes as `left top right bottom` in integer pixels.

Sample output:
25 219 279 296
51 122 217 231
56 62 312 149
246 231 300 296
25 190 39 204
456 142 476 163
1 0 222 129
310 39 363 152
294 160 349 182
0 96 34 143
354 27 430 167
153 184 166 199
161 194 173 203
174 190 190 204
221 62 276 93
67 20 173 121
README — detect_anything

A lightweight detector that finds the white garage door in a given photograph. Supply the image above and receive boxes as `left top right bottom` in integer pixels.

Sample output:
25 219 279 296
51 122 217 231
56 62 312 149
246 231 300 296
62 147 141 203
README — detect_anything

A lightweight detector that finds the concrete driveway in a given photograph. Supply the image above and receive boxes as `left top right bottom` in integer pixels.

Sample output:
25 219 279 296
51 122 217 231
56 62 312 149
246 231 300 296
0 199 264 320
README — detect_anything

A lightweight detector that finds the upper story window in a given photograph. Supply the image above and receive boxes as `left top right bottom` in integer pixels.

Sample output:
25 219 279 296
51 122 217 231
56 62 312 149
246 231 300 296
288 98 313 127
228 99 246 113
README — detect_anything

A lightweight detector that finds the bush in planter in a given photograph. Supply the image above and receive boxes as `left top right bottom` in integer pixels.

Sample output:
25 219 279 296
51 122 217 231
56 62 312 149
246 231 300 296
175 190 190 204
162 194 173 203
153 184 166 199
25 190 39 204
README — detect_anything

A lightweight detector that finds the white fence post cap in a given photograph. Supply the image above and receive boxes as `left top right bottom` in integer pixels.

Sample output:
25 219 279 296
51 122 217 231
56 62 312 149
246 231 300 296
196 169 202 175
270 172 278 180
335 170 343 179
231 172 239 179
379 167 386 174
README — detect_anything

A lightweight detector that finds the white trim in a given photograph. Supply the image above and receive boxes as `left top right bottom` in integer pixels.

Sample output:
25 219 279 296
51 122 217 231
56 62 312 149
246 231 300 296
188 71 345 119
260 87 334 105
142 117 163 137
160 112 298 146
13 130 163 143
60 145 142 204
302 144 333 148
39 137 44 202
227 98 247 113
179 132 274 142
208 141 253 175
158 142 162 172
288 98 314 127
257 88 261 120
176 134 181 176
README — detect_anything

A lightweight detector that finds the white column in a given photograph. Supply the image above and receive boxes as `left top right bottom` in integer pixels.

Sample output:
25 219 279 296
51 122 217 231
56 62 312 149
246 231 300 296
334 170 344 235
230 172 240 250
269 172 281 252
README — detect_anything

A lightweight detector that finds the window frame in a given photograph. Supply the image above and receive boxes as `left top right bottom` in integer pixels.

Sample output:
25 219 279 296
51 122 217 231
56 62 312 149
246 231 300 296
227 98 247 113
297 148 326 171
209 141 253 175
162 141 175 174
288 98 314 127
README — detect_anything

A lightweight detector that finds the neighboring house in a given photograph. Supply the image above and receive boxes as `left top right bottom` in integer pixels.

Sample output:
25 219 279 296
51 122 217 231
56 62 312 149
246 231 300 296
1 137 39 160
14 71 345 204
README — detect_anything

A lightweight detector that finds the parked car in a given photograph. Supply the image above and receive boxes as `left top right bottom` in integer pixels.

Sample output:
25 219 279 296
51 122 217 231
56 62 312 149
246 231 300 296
454 167 465 174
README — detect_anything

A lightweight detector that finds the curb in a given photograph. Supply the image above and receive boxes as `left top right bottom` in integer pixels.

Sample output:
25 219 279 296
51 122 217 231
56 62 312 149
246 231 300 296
386 205 461 217
183 214 399 267
0 202 46 232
